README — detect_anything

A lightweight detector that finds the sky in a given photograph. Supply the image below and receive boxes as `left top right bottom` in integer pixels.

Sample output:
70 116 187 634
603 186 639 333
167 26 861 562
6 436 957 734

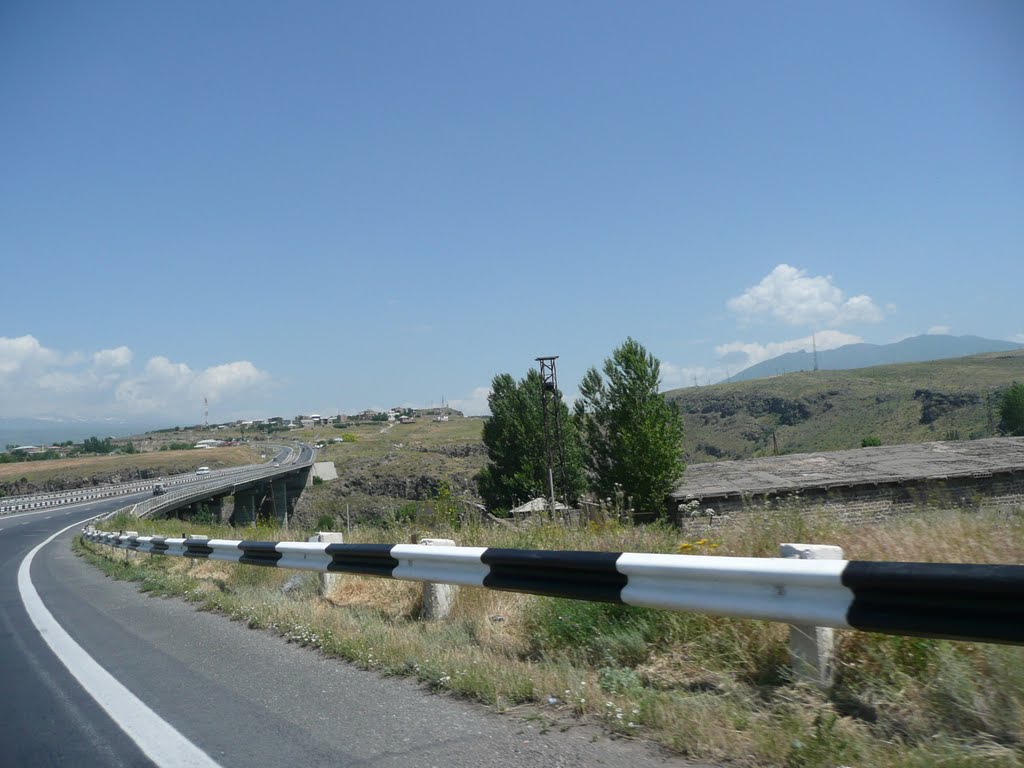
2 1 1022 428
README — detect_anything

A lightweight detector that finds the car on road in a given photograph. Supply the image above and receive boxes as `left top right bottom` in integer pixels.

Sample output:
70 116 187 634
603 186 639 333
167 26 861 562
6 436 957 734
152 481 166 495
195 466 210 476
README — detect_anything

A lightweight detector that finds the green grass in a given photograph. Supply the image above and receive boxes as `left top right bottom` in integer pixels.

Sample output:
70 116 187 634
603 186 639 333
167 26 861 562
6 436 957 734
81 503 1024 767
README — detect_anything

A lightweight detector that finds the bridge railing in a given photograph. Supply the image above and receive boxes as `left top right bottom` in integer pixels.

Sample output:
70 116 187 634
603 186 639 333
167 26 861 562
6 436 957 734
81 527 1023 646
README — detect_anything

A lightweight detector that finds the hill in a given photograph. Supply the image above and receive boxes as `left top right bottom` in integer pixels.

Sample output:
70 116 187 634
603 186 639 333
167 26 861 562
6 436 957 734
291 416 487 526
665 349 1024 463
727 334 1022 382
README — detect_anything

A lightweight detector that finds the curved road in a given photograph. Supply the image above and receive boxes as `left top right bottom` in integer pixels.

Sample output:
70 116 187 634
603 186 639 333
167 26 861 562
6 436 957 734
0 497 707 768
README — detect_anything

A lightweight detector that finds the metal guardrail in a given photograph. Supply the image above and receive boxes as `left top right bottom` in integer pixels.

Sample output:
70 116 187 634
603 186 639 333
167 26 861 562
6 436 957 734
81 529 1024 645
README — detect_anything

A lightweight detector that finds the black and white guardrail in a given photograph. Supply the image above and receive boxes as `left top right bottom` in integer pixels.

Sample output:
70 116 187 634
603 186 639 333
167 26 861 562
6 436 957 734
82 529 1024 645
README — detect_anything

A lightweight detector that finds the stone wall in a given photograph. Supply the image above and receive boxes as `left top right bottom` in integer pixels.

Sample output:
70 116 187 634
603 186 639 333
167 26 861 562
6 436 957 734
676 470 1024 532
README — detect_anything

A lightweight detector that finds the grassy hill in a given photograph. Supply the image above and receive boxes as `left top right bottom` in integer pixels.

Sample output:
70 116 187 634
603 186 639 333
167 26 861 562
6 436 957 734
664 349 1024 463
293 416 487 526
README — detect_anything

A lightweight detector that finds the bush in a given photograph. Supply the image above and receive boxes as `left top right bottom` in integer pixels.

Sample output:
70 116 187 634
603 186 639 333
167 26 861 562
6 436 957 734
861 436 882 447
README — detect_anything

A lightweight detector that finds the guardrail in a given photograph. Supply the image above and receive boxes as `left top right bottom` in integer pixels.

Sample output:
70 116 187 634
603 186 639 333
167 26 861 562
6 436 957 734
81 529 1024 646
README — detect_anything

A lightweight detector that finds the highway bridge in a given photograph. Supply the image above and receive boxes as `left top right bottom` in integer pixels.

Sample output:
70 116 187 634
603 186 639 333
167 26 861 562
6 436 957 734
3 442 317 526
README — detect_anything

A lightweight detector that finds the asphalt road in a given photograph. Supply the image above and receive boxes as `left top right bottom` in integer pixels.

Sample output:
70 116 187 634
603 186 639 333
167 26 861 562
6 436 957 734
0 498 710 768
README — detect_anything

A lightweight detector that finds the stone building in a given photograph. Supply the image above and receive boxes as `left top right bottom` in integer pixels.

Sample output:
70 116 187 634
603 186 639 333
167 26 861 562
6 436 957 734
670 436 1024 526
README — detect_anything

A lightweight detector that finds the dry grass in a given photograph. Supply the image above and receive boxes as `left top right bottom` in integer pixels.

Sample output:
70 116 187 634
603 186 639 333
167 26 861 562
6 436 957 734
0 445 262 485
82 503 1024 768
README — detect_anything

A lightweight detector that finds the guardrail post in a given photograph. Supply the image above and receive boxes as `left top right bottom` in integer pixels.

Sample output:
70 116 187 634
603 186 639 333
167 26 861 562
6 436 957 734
308 532 344 596
780 543 844 687
124 531 138 561
419 538 456 620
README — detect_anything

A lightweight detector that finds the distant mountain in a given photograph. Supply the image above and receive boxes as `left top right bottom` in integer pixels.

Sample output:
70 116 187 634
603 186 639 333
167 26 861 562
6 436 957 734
0 417 159 449
727 334 1023 383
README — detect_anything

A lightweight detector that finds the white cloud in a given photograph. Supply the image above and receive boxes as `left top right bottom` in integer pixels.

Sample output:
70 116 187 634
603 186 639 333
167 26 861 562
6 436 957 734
1012 333 1024 344
448 386 491 417
927 325 951 335
0 335 272 421
93 346 133 368
660 362 729 390
0 335 60 376
727 264 884 327
115 357 271 416
715 330 862 371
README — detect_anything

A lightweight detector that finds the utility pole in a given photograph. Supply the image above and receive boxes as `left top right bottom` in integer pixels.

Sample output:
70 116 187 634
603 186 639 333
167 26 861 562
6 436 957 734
536 356 567 515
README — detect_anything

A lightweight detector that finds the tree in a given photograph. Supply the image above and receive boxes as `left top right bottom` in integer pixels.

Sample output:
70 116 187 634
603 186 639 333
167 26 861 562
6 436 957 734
574 338 685 518
999 382 1024 436
477 369 585 511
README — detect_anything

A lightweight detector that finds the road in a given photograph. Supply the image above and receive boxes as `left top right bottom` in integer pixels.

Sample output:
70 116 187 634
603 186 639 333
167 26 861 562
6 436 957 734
0 497 709 767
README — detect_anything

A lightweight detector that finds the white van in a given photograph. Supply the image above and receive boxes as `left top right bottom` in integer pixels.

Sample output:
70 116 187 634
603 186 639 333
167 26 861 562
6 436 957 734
196 466 211 476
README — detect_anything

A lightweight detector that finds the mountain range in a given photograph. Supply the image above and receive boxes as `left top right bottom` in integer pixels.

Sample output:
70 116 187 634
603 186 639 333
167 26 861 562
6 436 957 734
726 334 1023 383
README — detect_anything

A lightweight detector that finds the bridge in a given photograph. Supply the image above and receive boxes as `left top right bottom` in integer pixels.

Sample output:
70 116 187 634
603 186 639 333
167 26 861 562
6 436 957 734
1 442 318 523
122 442 317 526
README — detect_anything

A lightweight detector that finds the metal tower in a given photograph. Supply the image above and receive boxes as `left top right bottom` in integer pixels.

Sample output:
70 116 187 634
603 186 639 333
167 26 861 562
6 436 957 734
535 356 567 514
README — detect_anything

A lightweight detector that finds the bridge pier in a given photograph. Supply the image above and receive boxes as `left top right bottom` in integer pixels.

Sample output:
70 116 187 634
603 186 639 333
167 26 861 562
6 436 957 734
271 479 289 527
231 489 261 526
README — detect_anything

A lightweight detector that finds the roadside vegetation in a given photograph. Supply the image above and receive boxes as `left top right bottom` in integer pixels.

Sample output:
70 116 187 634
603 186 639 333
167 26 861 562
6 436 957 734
79 502 1024 768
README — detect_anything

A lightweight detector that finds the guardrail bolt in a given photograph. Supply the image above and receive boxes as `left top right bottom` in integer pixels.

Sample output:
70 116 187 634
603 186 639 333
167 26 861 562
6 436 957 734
780 543 844 688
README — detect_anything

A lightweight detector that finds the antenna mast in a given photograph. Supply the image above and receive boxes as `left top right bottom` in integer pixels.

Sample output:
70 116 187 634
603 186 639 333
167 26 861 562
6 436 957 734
536 356 567 514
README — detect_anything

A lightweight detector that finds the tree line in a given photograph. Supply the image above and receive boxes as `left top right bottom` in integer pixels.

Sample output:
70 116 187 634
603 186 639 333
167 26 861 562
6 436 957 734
477 338 685 519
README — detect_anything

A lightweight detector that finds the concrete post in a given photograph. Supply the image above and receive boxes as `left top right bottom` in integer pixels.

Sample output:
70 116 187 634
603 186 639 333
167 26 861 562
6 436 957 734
307 532 344 597
419 538 456 620
186 534 209 571
780 542 844 687
124 531 138 560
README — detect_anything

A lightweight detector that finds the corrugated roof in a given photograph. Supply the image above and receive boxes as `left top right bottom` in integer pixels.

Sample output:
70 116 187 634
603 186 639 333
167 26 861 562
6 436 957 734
671 437 1024 501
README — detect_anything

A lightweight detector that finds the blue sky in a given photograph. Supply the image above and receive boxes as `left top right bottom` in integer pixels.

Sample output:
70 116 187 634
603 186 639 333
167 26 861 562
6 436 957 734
2 1 1022 425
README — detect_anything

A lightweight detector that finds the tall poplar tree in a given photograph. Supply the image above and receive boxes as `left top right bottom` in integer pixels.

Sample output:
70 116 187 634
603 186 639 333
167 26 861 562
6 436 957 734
574 338 685 517
477 369 585 511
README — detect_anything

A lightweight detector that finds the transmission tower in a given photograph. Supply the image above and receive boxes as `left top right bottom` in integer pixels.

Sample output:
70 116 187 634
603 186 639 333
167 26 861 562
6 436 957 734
535 356 567 514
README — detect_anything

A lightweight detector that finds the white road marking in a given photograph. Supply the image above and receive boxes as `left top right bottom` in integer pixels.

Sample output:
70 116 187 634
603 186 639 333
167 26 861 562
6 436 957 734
18 518 223 768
